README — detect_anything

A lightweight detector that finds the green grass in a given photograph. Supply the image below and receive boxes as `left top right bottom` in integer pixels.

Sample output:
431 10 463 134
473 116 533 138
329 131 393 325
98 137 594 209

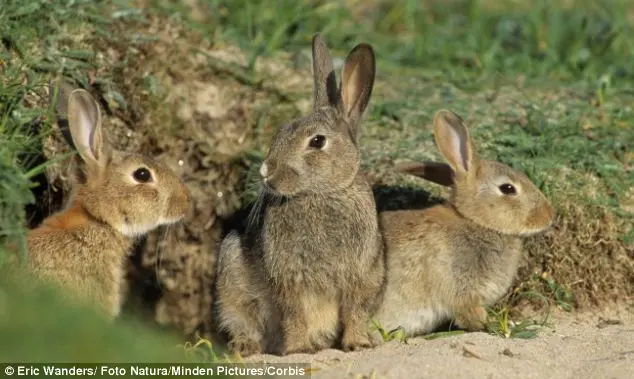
162 0 634 81
0 110 37 264
485 306 549 340
371 318 408 343
1 0 633 360
0 0 103 259
0 269 206 363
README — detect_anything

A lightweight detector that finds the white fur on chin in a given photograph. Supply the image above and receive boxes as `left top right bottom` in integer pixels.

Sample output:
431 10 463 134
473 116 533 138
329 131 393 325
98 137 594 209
115 216 183 238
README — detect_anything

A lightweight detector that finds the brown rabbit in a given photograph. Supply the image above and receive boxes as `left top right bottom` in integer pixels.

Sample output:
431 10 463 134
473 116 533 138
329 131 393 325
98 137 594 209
215 33 385 356
27 87 191 319
373 109 555 339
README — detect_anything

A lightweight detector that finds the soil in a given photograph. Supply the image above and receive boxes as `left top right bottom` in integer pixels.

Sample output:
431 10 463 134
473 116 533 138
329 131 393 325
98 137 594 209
246 307 634 379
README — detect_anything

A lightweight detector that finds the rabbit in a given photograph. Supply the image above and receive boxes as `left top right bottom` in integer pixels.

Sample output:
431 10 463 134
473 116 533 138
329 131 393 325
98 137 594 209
214 33 385 356
372 109 555 340
214 231 282 356
26 86 191 319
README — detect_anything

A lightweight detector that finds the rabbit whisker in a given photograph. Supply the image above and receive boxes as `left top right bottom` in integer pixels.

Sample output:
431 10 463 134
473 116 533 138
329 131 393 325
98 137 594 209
246 187 265 233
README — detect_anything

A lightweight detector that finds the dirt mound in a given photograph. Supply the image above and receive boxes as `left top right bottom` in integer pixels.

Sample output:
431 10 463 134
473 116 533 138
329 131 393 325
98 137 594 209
519 200 634 308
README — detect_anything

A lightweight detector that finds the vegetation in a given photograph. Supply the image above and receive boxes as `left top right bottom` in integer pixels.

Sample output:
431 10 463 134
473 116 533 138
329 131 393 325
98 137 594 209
0 0 631 360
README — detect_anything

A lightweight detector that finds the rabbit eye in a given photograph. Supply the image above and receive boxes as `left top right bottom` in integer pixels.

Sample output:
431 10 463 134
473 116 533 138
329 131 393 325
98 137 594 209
308 135 326 149
133 167 152 183
499 183 517 195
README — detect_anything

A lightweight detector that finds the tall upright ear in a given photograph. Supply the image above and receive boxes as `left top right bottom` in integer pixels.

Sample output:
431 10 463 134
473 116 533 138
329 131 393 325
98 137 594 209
338 43 376 142
312 33 338 109
67 89 110 169
395 161 455 187
432 110 478 175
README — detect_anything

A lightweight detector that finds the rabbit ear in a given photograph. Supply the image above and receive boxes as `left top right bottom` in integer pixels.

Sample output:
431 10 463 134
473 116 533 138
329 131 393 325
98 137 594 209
312 33 338 109
433 110 479 175
395 161 455 187
338 43 376 142
67 89 110 168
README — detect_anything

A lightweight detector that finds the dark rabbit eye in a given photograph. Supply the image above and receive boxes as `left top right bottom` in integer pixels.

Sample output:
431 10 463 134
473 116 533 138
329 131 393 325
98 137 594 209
499 183 517 195
133 167 152 183
309 135 326 149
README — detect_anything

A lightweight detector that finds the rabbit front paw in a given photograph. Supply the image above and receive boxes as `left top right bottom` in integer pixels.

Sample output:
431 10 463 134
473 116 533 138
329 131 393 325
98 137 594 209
342 330 373 352
229 335 261 357
454 306 487 331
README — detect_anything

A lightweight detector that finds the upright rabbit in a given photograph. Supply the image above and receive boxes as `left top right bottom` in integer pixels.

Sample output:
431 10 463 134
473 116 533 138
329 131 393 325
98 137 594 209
215 33 385 356
373 110 555 339
27 86 191 319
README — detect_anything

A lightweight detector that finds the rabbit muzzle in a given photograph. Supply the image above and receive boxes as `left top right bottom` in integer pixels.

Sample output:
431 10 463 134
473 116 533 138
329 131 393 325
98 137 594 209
165 180 192 222
521 199 556 236
259 159 301 196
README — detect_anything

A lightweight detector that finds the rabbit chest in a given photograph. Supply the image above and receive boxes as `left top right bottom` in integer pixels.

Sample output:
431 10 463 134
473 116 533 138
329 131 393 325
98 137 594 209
69 226 132 318
261 187 380 290
28 219 132 318
480 236 524 303
453 227 524 303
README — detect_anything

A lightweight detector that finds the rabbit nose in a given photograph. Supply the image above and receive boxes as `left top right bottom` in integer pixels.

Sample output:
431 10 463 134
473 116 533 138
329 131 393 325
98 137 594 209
260 163 269 178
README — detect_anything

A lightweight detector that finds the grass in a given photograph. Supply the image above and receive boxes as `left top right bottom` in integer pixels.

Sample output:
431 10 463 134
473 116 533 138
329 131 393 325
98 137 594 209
485 306 549 340
0 0 632 360
0 269 216 364
371 318 408 343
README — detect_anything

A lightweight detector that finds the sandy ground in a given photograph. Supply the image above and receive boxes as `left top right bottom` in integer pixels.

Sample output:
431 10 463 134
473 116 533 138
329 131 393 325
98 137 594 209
245 307 634 379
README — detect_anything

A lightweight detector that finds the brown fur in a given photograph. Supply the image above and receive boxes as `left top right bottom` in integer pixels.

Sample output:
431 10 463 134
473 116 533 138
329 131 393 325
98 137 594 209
214 232 281 355
373 110 555 339
215 34 385 356
27 87 191 319
29 203 90 232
